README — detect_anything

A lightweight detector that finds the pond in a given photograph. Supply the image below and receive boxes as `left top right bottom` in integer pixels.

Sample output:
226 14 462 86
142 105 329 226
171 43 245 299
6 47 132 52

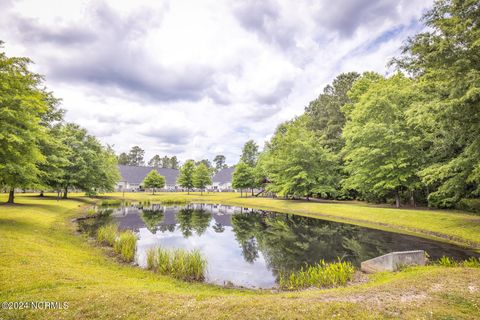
78 203 479 289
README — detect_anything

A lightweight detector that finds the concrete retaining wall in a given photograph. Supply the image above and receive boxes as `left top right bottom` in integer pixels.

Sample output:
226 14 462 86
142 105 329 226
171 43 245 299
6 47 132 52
360 250 426 273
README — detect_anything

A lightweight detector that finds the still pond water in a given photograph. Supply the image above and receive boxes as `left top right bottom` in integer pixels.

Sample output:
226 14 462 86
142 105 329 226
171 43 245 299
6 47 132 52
79 203 479 289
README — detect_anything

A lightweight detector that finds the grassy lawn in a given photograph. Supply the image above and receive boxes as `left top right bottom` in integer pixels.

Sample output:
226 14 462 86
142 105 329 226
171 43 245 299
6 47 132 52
1 192 480 319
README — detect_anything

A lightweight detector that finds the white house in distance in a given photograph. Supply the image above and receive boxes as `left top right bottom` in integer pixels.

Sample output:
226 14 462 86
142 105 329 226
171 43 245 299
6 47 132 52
211 167 234 191
116 165 179 191
116 165 235 192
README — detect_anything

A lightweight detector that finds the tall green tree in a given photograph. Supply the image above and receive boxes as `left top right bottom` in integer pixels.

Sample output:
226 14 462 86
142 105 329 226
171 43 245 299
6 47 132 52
261 117 339 199
143 170 165 194
232 162 256 197
240 140 259 167
170 156 180 169
57 123 120 198
148 155 162 167
118 152 129 165
161 156 171 168
393 0 480 207
342 73 423 207
213 155 227 172
93 145 121 196
37 124 70 196
177 160 196 194
305 72 360 151
193 163 212 195
127 146 145 166
195 159 212 169
0 43 55 203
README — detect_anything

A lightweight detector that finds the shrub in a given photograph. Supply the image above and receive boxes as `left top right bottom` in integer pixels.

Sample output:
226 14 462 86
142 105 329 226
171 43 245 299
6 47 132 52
279 259 355 290
145 246 207 281
456 198 480 214
114 231 137 262
97 224 118 246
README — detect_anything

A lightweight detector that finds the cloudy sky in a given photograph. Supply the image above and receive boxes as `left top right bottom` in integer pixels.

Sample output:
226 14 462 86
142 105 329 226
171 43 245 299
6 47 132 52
1 0 433 165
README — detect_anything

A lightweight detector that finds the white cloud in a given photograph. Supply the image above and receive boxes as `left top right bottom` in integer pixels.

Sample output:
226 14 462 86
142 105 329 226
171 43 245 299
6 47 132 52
0 0 433 164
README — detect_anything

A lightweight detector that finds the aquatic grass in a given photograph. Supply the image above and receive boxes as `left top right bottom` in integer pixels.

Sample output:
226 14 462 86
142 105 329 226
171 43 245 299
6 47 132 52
100 199 122 206
96 224 118 246
279 259 355 290
156 247 172 274
113 231 137 262
146 248 157 270
159 197 191 205
437 256 459 267
436 256 480 268
462 257 480 268
146 246 207 281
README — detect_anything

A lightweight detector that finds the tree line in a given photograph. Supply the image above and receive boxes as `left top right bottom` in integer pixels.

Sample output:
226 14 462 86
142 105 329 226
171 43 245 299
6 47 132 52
0 41 119 204
117 145 230 172
233 0 480 210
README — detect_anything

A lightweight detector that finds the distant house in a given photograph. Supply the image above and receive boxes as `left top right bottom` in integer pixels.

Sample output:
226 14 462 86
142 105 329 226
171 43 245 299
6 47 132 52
116 165 179 191
211 167 234 191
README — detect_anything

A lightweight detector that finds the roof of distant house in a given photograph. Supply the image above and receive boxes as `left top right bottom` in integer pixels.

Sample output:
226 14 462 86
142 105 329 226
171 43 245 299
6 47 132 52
213 167 234 184
118 165 179 185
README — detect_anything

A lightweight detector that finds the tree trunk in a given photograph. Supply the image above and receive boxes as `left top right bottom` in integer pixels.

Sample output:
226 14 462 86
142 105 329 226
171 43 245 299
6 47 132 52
39 190 44 197
7 188 14 204
395 190 400 208
251 188 254 196
152 188 155 195
63 187 68 199
410 191 416 208
187 188 190 195
240 189 243 198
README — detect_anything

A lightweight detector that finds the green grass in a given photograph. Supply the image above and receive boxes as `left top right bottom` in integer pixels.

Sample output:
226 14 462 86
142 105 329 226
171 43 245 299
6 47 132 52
147 247 207 281
279 260 355 290
113 230 137 262
96 224 118 246
1 192 480 319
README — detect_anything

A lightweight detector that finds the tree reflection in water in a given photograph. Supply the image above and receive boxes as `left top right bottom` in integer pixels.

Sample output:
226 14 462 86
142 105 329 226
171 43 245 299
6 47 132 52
231 210 388 275
176 206 212 238
141 205 165 233
77 208 113 237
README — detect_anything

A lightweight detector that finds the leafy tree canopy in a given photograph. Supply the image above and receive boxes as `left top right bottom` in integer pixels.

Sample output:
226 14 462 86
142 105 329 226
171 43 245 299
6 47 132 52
143 170 166 194
177 160 196 193
261 116 339 198
240 140 260 167
342 73 423 207
193 163 212 194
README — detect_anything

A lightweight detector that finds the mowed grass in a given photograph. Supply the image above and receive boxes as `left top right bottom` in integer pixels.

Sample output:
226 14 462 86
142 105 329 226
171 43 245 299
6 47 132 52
0 193 479 319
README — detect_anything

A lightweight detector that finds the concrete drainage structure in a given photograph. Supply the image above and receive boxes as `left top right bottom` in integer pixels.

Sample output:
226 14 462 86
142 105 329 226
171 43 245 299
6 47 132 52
360 250 427 273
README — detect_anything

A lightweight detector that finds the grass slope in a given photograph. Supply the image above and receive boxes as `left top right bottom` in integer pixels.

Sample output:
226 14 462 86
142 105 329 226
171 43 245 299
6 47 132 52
0 193 479 319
